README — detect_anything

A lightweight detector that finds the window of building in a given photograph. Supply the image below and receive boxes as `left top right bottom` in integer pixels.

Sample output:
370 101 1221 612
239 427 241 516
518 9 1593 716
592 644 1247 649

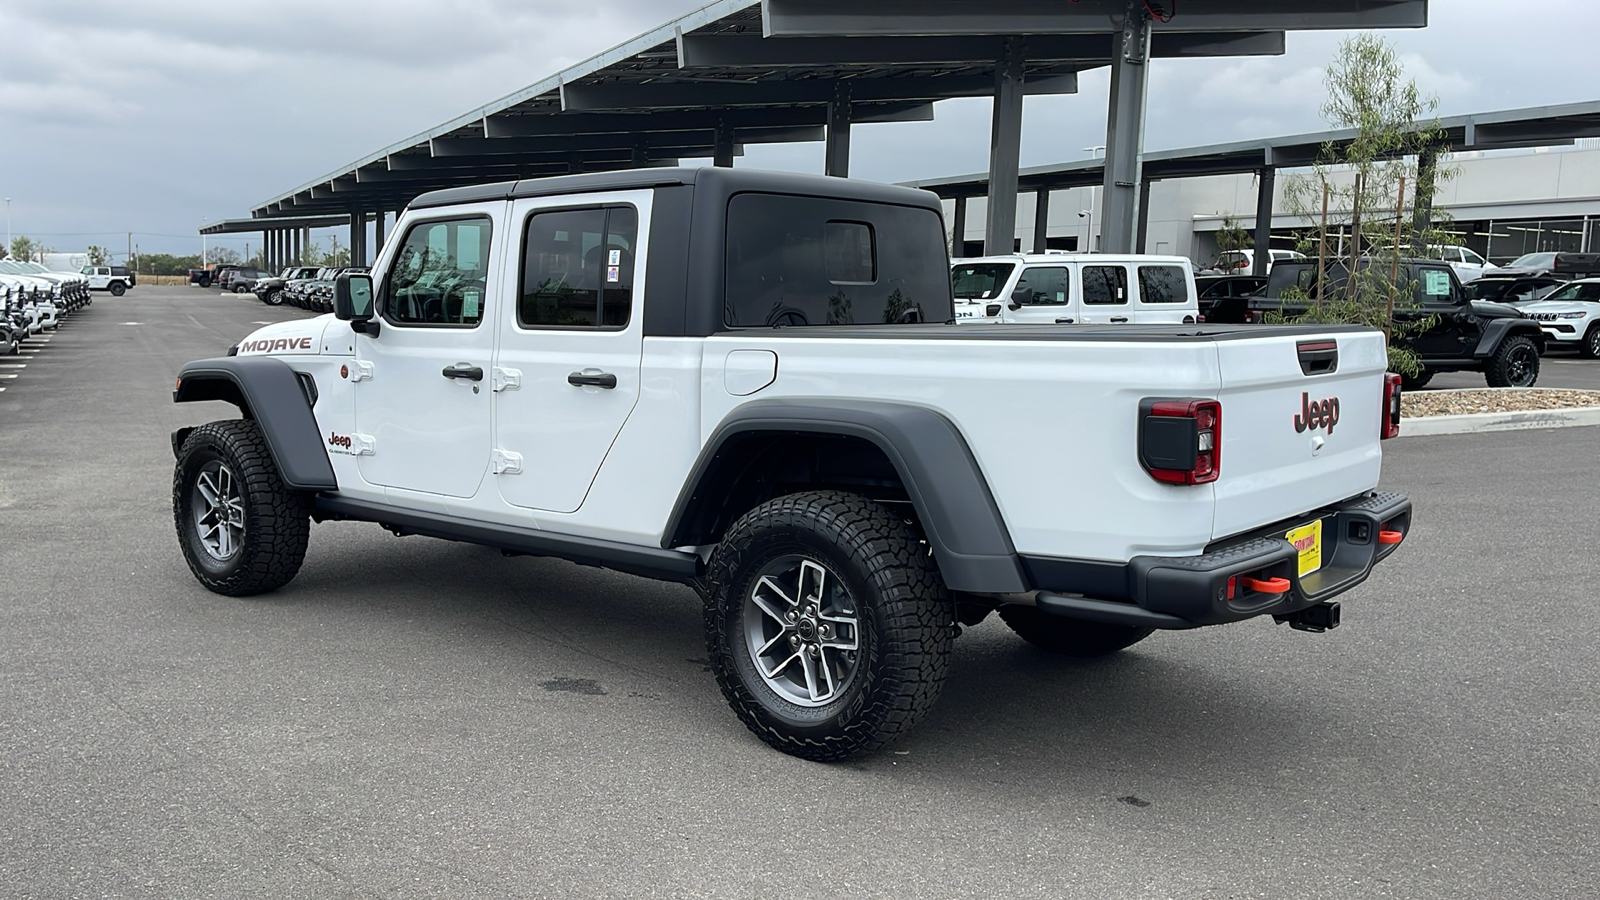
518 206 637 329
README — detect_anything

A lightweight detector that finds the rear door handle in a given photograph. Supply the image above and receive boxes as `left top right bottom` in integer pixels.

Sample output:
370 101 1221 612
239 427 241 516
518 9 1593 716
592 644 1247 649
442 363 484 381
1055 318 1075 324
1109 316 1129 323
568 371 618 389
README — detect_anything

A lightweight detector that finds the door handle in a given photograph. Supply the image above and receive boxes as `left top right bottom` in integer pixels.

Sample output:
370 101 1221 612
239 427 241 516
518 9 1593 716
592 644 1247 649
1055 318 1075 324
1110 316 1129 323
442 363 484 381
568 371 618 389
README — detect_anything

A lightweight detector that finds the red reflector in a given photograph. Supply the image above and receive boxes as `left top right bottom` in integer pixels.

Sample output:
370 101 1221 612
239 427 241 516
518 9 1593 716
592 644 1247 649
1379 530 1403 545
1381 373 1403 440
1243 576 1292 594
1226 576 1236 600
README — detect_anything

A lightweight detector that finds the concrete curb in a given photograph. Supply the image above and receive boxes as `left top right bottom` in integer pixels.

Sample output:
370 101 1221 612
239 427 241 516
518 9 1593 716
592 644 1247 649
1401 406 1600 437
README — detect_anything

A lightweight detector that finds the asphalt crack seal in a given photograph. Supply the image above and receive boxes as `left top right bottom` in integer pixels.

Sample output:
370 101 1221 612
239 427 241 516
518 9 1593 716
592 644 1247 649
1118 795 1152 808
541 677 606 695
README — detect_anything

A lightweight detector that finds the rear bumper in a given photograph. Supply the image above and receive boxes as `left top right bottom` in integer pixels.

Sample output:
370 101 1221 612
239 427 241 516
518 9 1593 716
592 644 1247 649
1024 491 1412 629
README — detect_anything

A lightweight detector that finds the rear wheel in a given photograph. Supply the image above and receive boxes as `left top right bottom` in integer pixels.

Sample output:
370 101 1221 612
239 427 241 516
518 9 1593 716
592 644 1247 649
1485 335 1539 388
233 285 249 294
173 420 310 596
998 605 1154 657
1582 324 1600 360
109 281 126 296
705 491 952 761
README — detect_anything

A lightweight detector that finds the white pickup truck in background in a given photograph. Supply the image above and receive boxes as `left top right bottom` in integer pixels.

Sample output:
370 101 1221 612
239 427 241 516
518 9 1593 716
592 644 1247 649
951 253 1199 325
171 167 1411 762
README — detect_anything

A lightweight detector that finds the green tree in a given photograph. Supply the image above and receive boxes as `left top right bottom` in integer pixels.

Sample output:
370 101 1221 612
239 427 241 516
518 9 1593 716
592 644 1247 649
137 253 204 276
207 246 242 266
9 236 47 263
1273 33 1455 376
1215 216 1253 254
86 245 110 265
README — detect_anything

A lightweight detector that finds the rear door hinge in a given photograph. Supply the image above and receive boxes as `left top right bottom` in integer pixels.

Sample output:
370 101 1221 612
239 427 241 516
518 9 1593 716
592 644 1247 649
492 366 522 392
491 449 523 475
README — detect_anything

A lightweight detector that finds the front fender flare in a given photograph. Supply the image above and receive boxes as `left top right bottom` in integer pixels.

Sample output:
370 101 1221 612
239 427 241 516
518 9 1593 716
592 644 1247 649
1473 318 1545 357
172 356 337 492
665 399 1026 594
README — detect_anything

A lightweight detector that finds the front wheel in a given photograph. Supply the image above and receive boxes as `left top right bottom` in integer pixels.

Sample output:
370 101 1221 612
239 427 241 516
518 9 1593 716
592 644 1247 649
109 281 126 296
1485 335 1539 388
1582 324 1600 360
262 289 283 306
705 491 953 761
173 420 310 596
998 606 1154 656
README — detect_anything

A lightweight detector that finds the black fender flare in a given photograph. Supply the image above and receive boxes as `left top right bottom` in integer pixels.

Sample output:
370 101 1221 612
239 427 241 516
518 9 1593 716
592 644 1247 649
1474 318 1545 357
663 399 1026 594
171 356 337 492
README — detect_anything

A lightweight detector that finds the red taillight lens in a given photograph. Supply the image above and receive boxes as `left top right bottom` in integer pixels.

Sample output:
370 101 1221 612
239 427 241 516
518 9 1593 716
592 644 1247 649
1140 399 1222 485
1382 373 1402 440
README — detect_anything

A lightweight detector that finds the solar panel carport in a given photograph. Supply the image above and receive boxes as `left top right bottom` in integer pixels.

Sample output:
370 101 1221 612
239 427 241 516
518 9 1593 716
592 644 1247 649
229 0 1429 268
906 100 1600 274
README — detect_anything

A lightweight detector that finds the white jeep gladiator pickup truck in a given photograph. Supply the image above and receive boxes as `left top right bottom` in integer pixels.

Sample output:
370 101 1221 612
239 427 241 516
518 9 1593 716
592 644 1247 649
171 168 1411 761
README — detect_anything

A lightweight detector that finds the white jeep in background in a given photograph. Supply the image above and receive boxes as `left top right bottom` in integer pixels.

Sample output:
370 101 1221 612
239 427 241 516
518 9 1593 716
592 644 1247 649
170 167 1412 761
1517 277 1600 357
81 265 134 296
951 253 1199 325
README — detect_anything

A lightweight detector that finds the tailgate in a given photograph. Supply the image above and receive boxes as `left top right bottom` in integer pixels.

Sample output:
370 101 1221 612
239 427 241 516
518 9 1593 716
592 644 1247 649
1212 329 1387 541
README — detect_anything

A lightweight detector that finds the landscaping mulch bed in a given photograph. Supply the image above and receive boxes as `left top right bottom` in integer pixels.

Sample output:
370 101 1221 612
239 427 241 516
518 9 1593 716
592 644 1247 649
1402 388 1600 418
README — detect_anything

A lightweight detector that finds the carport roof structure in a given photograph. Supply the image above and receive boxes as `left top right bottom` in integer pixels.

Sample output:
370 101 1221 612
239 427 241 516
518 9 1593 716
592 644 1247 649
242 0 1429 259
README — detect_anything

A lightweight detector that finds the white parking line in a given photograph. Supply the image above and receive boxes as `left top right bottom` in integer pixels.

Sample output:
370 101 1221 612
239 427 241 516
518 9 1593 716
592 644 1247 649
0 363 25 368
0 374 18 379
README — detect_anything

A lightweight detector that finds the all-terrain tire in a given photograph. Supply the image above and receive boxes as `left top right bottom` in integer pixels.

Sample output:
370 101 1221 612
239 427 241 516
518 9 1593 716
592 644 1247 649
705 490 953 762
1399 368 1433 391
1484 334 1540 388
1582 324 1600 360
109 281 126 296
998 605 1154 657
173 419 310 596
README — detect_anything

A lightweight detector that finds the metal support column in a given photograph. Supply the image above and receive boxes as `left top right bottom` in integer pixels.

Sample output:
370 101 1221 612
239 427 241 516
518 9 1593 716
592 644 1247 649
1412 146 1438 252
984 37 1025 256
632 140 650 169
1136 180 1152 253
951 196 968 258
292 228 301 266
1253 165 1276 275
374 211 386 258
350 210 362 266
1100 3 1152 255
714 121 735 168
825 82 852 178
1032 189 1051 254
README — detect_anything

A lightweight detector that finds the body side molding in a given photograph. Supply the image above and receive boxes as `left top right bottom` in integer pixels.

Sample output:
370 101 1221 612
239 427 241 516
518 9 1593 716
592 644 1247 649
172 356 338 492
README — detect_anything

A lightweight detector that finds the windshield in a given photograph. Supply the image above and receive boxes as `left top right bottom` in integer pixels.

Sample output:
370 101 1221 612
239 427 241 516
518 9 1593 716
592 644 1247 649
950 263 1016 299
1508 253 1557 269
1540 282 1600 303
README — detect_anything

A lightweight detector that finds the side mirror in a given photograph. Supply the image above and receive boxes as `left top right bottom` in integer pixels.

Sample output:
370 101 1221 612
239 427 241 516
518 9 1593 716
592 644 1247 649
334 273 378 334
1010 285 1031 307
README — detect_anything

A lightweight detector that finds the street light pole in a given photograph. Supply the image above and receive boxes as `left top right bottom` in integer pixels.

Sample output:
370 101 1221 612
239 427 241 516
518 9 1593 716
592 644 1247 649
4 198 11 255
1084 146 1106 252
201 218 208 268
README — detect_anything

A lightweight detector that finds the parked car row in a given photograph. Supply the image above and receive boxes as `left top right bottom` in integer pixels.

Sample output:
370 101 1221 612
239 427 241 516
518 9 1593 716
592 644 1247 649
0 261 93 355
250 265 369 312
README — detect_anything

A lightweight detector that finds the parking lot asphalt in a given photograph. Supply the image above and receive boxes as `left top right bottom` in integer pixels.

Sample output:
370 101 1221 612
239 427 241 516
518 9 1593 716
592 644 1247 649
1423 344 1600 391
2 286 1597 899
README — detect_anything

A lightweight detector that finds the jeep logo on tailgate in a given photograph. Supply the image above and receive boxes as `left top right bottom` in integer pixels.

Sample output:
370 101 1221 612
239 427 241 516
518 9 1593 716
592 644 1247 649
1295 393 1340 434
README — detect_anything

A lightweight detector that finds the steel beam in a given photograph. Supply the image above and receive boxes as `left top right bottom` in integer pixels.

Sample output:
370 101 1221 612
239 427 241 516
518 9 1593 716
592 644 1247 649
483 103 932 138
951 196 967 257
1136 180 1152 253
430 125 824 158
1253 167 1275 274
560 71 1076 111
1099 4 1152 255
760 0 1426 36
825 82 851 178
678 31 1282 67
984 38 1025 256
714 122 736 168
1412 147 1437 252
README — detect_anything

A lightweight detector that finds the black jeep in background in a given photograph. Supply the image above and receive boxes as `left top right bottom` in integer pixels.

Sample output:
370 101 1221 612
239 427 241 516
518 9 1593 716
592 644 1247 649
1252 257 1547 389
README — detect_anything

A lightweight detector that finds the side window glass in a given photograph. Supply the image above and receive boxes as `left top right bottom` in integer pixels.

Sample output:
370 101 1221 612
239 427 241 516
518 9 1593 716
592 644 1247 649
519 205 637 329
1137 265 1188 303
384 217 492 326
1083 266 1128 305
1419 267 1454 302
1015 266 1070 305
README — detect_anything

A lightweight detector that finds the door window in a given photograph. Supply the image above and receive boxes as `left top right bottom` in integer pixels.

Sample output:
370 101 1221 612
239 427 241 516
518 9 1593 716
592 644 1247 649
384 217 492 327
1014 266 1070 305
1137 265 1188 303
1419 267 1455 302
1083 266 1128 305
518 206 637 329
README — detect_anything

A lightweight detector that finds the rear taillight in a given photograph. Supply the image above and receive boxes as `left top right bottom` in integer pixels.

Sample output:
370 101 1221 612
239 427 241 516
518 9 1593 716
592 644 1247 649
1139 399 1222 485
1382 373 1402 440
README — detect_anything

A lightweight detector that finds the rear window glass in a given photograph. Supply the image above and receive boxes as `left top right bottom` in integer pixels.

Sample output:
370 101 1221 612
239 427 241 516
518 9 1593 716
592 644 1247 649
725 193 952 327
1082 266 1128 305
1137 265 1188 303
518 205 637 329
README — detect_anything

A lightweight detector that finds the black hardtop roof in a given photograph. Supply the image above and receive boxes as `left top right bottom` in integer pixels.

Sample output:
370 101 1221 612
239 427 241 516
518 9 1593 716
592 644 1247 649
408 166 943 214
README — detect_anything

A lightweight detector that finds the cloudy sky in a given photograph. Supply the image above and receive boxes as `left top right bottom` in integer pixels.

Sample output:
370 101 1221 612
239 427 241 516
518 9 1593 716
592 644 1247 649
1 0 1595 259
